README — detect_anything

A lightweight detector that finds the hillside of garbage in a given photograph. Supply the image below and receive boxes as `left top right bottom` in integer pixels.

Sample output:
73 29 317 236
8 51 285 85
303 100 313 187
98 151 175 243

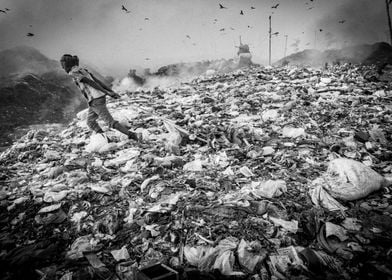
0 46 87 149
276 42 392 67
1 63 392 280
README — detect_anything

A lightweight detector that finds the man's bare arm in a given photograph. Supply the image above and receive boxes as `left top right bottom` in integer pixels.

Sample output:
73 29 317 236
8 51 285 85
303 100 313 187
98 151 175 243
89 73 113 92
79 77 119 98
80 77 108 93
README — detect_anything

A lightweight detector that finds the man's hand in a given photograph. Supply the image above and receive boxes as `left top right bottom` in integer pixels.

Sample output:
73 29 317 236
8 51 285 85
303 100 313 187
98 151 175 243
107 91 121 99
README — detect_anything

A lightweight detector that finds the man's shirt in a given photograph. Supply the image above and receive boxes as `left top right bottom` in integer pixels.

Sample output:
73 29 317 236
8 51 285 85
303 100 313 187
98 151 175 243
69 66 106 103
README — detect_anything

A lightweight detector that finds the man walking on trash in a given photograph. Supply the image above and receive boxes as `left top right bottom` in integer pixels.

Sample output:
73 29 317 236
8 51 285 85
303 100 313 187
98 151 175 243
60 54 141 141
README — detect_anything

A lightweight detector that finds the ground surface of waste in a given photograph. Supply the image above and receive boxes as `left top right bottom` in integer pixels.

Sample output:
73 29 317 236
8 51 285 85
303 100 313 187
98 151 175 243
1 64 392 280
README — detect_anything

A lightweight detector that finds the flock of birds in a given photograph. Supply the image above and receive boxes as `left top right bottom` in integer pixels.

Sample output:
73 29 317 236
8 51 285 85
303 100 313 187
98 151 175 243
1 7 35 37
0 1 348 58
119 1 347 46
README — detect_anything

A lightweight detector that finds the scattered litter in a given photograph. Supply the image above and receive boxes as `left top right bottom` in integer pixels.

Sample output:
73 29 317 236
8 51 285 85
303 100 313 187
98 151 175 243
282 126 306 138
111 246 130 261
2 64 392 280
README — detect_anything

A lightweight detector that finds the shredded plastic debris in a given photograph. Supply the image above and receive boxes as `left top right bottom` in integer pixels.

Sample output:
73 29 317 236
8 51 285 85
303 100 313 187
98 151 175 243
1 64 392 279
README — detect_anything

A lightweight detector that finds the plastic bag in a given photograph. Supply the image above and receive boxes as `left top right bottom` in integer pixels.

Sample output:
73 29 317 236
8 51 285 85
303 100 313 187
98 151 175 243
282 126 306 138
324 158 386 201
269 217 299 233
104 148 140 167
309 183 347 211
250 180 287 198
111 246 130 261
85 133 110 153
111 109 139 127
238 239 265 273
213 250 243 276
197 237 238 274
183 159 203 172
66 235 99 260
262 109 279 122
184 245 210 266
163 119 186 155
198 247 220 271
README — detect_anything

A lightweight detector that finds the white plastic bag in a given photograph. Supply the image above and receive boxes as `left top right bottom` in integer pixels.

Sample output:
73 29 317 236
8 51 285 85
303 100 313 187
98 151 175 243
85 133 109 153
324 158 386 201
111 109 139 127
309 183 347 211
213 250 238 276
309 158 387 211
282 126 306 138
184 246 210 266
104 148 140 167
262 109 279 122
238 239 265 273
249 180 287 198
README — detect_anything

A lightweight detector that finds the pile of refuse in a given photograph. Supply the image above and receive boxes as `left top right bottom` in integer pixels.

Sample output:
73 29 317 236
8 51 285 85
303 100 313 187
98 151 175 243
1 64 392 280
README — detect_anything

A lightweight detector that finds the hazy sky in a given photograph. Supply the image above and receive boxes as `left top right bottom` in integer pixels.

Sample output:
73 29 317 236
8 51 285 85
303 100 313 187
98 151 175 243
0 0 389 76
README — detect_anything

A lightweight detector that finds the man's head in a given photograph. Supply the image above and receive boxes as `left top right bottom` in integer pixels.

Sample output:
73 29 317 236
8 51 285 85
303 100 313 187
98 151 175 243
60 54 79 73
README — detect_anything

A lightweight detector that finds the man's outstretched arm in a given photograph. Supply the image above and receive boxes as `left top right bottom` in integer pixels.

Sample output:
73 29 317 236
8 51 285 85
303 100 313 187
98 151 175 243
89 72 114 92
80 77 119 98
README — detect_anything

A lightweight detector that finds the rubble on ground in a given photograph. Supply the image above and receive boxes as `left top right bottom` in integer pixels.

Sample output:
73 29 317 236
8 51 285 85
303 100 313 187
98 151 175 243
1 64 392 280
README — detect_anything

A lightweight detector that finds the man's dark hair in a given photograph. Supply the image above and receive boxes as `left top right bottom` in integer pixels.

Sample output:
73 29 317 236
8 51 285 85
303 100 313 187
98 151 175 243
60 54 79 67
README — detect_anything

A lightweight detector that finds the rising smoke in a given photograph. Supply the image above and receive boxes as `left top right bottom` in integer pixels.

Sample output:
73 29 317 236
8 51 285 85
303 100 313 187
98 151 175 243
291 38 301 52
313 0 389 49
112 57 247 93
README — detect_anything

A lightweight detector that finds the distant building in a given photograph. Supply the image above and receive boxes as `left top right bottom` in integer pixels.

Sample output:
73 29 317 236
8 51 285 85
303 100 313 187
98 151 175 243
237 40 253 67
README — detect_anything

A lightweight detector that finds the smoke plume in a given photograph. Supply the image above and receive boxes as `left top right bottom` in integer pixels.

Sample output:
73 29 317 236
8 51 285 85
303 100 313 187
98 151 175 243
314 0 389 49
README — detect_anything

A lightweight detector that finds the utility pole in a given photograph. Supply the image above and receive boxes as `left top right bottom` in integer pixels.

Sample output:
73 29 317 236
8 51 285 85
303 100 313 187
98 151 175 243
269 15 272 65
284 35 288 58
386 0 392 45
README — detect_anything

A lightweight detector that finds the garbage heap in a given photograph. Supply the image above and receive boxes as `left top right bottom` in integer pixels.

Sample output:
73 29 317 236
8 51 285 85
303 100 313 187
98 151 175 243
1 64 392 280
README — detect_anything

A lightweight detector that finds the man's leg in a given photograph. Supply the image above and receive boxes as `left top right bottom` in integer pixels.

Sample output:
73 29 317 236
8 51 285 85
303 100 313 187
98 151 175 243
86 106 103 133
92 97 141 140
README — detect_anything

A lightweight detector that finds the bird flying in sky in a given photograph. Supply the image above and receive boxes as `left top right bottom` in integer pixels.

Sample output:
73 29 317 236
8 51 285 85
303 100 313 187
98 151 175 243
240 10 244 15
339 20 346 24
219 4 227 9
271 4 280 9
27 33 34 37
0 9 6 13
121 5 130 13
186 35 191 39
251 6 256 10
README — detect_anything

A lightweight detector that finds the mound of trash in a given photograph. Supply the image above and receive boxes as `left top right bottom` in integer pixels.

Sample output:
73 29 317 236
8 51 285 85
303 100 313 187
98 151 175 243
1 64 392 280
277 42 392 67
